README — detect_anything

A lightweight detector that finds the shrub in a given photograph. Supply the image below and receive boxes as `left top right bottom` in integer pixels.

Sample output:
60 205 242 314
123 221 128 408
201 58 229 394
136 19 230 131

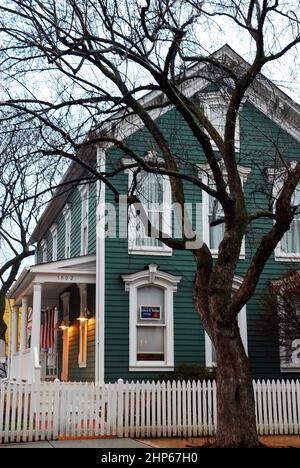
157 362 216 382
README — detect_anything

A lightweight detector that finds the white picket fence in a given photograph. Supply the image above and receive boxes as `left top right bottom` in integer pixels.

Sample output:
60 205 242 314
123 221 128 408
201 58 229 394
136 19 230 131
0 379 300 443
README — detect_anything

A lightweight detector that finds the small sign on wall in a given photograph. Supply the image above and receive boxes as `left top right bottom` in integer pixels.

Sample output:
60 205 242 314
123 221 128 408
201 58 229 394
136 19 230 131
140 305 161 320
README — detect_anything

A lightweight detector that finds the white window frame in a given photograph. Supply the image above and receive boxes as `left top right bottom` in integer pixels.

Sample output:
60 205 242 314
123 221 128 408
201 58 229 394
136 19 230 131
200 164 251 259
205 276 248 367
122 264 181 372
63 204 71 259
78 185 89 256
268 165 300 262
205 305 248 367
41 239 47 263
126 161 172 256
201 92 241 152
50 224 58 262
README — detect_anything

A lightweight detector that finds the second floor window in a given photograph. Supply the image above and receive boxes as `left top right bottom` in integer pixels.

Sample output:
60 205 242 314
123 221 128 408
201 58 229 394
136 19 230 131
41 239 47 263
79 186 89 256
200 165 250 258
128 171 172 255
63 204 71 259
269 165 300 261
278 184 300 257
50 224 58 262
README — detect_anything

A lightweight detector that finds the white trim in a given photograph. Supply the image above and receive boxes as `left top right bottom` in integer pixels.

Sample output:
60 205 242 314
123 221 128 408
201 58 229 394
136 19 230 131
199 166 250 259
123 264 181 371
50 224 58 262
127 169 172 256
78 185 90 256
95 147 106 384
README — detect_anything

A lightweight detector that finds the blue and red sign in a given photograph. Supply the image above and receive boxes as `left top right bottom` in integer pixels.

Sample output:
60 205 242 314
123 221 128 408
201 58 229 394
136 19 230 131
140 305 161 320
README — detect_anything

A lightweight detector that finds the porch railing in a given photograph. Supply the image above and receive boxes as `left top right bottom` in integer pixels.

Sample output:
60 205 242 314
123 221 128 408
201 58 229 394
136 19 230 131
40 351 58 381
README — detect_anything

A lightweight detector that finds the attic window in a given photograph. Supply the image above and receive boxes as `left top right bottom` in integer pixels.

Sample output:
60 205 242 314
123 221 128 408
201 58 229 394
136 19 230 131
201 92 240 152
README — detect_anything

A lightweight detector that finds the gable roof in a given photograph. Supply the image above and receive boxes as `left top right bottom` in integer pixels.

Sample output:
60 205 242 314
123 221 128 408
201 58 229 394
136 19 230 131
31 44 300 244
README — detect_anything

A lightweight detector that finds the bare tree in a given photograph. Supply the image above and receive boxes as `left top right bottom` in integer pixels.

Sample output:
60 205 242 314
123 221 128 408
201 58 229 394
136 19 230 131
261 270 300 355
0 0 300 447
0 123 59 358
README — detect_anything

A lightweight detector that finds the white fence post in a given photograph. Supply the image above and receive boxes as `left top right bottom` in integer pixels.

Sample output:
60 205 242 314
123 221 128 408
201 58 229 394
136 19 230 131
117 379 124 437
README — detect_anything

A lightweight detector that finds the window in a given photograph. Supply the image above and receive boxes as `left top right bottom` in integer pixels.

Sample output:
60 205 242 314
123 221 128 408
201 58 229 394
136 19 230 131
79 185 89 256
201 92 240 151
50 224 58 262
63 204 71 259
200 165 250 257
41 239 47 263
279 304 300 372
122 264 181 371
205 305 248 367
276 182 300 260
128 169 172 255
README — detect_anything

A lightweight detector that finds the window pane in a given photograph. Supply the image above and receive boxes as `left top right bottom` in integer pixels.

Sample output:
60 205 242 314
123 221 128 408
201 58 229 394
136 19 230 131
209 194 225 249
137 327 164 361
135 172 165 247
280 184 300 254
137 286 164 324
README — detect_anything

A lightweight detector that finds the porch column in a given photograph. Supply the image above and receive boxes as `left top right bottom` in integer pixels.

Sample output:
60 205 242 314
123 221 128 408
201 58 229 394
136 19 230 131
20 297 29 353
31 283 42 382
11 305 19 354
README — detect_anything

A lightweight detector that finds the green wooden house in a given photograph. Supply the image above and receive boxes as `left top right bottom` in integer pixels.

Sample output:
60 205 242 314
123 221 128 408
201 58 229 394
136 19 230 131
8 46 300 384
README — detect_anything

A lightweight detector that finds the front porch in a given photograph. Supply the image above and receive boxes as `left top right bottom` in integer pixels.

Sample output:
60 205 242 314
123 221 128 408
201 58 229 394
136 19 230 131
8 256 96 383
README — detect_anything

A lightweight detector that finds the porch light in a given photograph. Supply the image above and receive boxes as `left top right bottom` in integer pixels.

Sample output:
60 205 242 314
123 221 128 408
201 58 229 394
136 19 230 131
58 320 69 331
76 308 89 322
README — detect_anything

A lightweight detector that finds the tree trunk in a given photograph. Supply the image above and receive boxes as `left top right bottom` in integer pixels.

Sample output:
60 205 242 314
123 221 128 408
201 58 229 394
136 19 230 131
214 323 260 448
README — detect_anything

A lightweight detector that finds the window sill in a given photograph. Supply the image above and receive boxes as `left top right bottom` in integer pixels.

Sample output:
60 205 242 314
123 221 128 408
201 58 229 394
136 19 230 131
280 366 300 373
78 363 87 368
275 254 300 262
129 365 174 372
128 248 172 256
211 251 245 260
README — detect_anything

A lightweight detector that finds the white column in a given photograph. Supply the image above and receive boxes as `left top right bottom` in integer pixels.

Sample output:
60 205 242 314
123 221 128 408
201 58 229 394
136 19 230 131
20 297 29 353
96 147 106 384
31 283 42 382
11 305 19 354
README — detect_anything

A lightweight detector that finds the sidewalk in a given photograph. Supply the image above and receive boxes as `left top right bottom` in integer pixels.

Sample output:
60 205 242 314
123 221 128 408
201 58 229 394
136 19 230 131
1 435 300 448
0 438 151 449
139 435 300 448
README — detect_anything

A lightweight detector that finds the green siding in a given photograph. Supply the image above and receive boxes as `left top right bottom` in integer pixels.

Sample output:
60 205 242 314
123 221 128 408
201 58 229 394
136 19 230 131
102 102 300 382
57 284 96 381
34 95 300 383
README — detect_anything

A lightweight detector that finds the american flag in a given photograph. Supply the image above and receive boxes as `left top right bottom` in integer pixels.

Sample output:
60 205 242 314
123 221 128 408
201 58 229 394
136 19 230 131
40 308 56 349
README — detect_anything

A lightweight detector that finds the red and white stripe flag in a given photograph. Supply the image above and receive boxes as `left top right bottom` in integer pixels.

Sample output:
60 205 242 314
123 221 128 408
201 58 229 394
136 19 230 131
40 308 56 349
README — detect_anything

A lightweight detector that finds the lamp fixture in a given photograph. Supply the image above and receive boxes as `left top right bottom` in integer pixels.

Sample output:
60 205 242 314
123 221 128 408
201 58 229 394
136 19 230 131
76 308 89 322
58 320 69 331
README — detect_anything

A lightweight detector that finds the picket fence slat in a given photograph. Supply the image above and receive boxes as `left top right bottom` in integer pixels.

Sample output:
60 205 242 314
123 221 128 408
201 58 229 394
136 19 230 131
1 378 300 443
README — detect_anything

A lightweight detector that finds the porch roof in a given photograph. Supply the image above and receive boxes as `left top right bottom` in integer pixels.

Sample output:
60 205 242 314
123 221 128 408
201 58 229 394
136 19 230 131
8 255 96 305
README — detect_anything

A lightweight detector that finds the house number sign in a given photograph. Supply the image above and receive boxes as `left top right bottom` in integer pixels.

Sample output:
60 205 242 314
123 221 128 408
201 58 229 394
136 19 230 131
56 274 74 281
